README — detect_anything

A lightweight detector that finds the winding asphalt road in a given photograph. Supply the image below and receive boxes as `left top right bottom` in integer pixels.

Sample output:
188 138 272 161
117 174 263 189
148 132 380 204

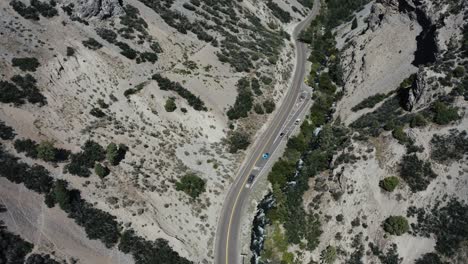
214 2 321 264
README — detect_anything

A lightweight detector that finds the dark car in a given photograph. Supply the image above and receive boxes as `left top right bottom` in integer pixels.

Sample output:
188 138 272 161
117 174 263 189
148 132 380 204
246 174 255 188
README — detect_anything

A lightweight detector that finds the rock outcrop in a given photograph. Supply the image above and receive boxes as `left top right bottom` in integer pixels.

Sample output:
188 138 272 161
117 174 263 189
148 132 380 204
73 0 124 19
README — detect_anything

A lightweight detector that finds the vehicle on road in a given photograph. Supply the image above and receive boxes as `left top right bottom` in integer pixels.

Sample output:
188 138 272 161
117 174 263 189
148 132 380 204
279 132 285 138
262 153 270 159
295 118 301 125
245 174 255 188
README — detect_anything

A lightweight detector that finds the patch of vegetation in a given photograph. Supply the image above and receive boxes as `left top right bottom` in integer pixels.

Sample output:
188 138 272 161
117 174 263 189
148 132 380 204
0 145 191 263
430 130 468 163
431 101 460 125
65 140 105 177
12 57 41 72
392 126 411 145
409 199 468 256
263 99 276 114
90 107 106 118
164 97 177 112
320 245 337 264
400 154 437 192
383 216 409 236
119 229 192 264
124 82 147 98
94 163 110 178
0 224 33 264
351 93 388 112
152 74 207 111
0 75 46 106
266 0 291 23
10 0 58 20
66 47 75 57
82 38 103 50
106 143 127 166
379 176 399 192
26 254 61 264
0 146 54 194
369 243 402 264
175 173 205 199
0 121 15 140
14 139 69 162
227 78 254 120
96 28 118 44
227 130 250 153
414 253 446 264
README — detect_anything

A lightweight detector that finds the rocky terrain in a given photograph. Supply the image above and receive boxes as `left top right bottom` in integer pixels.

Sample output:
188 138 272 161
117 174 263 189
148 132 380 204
0 0 315 263
254 0 468 263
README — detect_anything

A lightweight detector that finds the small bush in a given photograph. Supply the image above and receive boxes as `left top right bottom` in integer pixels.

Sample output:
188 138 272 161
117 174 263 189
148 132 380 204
263 99 276 114
400 154 437 192
175 173 205 199
392 126 410 145
0 121 16 140
351 93 387 112
430 130 468 163
228 131 250 153
410 114 428 128
82 38 103 50
266 0 291 23
12 57 40 72
414 253 445 264
351 17 358 29
36 141 57 162
254 103 265 114
14 139 38 158
432 102 459 125
66 47 75 56
94 163 110 178
90 108 106 118
96 28 118 44
383 216 409 236
379 176 399 192
106 143 127 166
164 98 177 112
227 78 253 120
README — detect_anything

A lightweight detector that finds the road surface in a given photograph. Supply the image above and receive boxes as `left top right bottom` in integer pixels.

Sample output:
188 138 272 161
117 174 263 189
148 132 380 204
214 2 321 264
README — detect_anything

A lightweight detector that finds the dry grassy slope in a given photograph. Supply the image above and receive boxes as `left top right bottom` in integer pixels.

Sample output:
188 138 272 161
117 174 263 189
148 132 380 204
300 0 468 263
0 0 312 262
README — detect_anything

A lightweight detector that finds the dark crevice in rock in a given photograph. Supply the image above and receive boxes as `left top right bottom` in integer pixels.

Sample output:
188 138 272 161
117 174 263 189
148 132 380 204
412 7 438 66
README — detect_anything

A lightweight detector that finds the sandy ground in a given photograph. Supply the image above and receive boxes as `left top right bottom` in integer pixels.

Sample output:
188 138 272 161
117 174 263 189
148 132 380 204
0 178 134 264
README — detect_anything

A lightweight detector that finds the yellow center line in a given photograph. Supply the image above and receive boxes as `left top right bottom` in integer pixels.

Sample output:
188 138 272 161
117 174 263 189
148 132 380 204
225 92 298 264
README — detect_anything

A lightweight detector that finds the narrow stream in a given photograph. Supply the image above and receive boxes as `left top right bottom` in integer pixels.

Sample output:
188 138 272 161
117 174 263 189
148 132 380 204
249 194 275 264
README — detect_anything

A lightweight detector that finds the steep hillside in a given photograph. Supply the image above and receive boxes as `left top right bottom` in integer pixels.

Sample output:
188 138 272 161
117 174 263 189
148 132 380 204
0 0 315 263
253 0 468 263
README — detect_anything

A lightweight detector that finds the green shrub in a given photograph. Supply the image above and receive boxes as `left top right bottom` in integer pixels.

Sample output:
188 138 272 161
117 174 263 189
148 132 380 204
11 74 47 105
66 47 75 56
96 28 118 44
414 253 445 264
175 173 205 199
36 141 57 162
351 16 358 29
152 74 207 111
94 163 110 178
254 103 265 114
12 57 40 72
263 99 276 113
351 93 387 112
453 66 465 78
410 114 428 128
266 0 291 23
430 130 468 163
400 154 437 192
14 139 38 158
392 126 410 145
90 108 106 118
227 78 253 119
65 140 105 177
164 97 177 112
228 131 250 153
383 216 409 235
379 176 399 192
432 102 459 125
82 38 103 50
0 121 15 140
321 246 337 264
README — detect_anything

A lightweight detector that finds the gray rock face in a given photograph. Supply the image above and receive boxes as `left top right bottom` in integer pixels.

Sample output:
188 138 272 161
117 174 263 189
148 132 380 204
405 70 427 111
74 0 124 19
